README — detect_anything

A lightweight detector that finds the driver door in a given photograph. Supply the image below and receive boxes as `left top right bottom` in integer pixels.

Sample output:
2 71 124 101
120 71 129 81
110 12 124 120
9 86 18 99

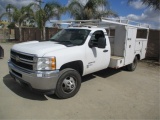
85 30 110 75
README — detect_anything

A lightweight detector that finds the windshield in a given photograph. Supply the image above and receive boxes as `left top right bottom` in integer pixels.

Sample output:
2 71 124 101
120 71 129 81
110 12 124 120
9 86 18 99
50 29 91 46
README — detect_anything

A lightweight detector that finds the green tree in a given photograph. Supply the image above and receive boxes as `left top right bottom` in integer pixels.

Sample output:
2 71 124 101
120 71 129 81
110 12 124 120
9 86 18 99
22 18 36 27
0 4 34 41
128 0 160 10
68 0 118 20
30 1 63 40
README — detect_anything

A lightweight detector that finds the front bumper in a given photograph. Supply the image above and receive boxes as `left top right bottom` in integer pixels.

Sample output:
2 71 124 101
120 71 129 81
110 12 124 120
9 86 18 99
8 60 59 94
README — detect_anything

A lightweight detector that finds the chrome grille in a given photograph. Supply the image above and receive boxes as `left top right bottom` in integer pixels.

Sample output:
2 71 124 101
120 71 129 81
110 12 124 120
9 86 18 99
11 50 34 61
10 50 36 71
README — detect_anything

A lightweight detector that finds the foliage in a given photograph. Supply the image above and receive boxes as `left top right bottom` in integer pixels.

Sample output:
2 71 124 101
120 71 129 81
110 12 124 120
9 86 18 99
0 1 64 40
7 22 16 29
0 23 5 28
34 2 62 28
0 4 35 41
0 0 118 40
2 4 35 26
68 0 118 20
128 0 160 10
29 1 63 39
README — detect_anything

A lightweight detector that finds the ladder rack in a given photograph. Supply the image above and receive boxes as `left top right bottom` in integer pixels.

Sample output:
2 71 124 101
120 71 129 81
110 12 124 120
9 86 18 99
49 18 149 29
101 17 149 29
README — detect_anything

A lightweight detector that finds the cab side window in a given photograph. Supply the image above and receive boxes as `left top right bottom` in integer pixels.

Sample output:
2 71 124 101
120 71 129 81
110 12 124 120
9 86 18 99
90 31 105 46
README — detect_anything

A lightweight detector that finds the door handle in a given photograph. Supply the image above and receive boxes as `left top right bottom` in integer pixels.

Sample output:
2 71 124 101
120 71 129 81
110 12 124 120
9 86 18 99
103 50 108 52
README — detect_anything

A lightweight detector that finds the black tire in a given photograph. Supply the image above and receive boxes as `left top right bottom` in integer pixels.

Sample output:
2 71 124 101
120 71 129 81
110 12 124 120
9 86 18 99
126 56 138 71
55 69 81 99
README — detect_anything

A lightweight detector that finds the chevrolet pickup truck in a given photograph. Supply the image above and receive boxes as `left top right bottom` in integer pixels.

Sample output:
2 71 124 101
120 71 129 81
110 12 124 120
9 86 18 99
8 19 149 99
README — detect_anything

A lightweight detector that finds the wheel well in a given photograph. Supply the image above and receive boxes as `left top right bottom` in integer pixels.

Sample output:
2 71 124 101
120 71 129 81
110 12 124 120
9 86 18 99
136 54 140 60
60 61 83 76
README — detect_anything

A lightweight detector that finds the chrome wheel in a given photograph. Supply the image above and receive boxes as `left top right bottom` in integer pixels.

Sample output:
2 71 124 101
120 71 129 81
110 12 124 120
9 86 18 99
62 76 76 93
55 69 81 99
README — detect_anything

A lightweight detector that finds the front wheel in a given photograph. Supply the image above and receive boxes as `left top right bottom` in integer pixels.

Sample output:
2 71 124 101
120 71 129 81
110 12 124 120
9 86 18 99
55 69 81 99
126 56 138 71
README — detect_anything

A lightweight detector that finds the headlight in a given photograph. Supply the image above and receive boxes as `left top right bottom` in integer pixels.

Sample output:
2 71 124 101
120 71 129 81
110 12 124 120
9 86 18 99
37 57 56 70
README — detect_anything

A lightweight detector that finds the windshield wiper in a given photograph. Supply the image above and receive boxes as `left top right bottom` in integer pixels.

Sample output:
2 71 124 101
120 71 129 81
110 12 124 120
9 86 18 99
49 39 57 41
51 40 76 47
58 41 72 44
50 39 72 43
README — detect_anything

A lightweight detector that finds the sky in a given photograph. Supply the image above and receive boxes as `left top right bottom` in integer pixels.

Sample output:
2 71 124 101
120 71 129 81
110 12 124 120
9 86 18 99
0 0 159 29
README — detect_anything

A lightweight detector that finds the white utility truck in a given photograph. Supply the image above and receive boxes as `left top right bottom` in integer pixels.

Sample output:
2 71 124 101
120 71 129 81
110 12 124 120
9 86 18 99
8 18 149 99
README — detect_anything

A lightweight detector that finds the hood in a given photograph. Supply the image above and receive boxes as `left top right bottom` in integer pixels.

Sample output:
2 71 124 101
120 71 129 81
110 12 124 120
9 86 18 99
12 41 67 57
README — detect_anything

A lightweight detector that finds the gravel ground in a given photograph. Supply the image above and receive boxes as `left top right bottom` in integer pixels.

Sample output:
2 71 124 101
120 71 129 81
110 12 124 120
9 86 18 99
0 42 159 120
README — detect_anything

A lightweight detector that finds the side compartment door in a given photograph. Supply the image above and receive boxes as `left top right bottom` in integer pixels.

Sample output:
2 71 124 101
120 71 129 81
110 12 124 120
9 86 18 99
125 27 137 65
141 41 148 59
85 30 110 75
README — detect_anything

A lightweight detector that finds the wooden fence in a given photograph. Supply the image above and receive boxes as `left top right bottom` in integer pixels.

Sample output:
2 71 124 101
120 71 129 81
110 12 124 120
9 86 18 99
146 29 160 60
0 29 10 41
14 27 61 41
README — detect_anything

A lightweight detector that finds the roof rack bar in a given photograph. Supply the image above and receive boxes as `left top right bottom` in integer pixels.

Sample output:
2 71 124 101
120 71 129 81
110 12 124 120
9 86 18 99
49 18 149 29
49 19 100 23
101 17 149 28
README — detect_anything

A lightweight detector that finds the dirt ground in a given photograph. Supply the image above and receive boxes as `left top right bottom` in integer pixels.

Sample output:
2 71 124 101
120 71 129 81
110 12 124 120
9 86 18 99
0 43 159 120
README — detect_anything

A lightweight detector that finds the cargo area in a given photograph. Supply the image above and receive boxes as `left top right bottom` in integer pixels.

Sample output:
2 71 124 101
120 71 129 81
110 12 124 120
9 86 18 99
99 19 149 68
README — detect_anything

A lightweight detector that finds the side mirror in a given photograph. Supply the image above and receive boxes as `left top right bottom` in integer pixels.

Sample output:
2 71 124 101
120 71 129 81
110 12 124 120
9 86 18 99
89 40 94 48
98 37 106 48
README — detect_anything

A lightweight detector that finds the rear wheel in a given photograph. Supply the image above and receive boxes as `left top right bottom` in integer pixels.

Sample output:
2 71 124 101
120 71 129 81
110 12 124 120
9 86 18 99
126 56 138 71
55 69 81 99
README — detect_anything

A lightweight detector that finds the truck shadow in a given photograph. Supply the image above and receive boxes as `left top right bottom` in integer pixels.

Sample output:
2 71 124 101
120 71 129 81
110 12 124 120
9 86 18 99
3 68 121 100
3 74 50 101
82 68 122 82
